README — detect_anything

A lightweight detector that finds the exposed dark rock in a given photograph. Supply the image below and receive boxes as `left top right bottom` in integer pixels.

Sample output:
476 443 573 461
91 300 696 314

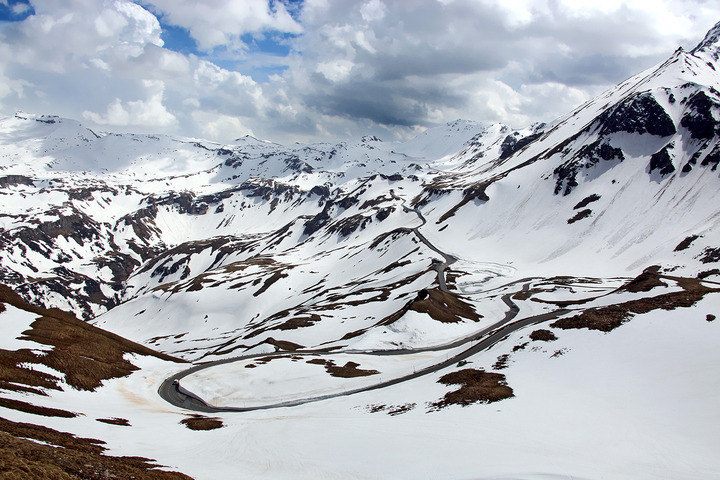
700 143 720 170
0 175 34 188
649 146 676 176
567 209 592 224
675 235 700 252
597 92 676 137
680 91 720 140
499 133 542 160
327 214 370 237
554 140 624 195
699 247 720 264
573 194 601 210
302 203 332 237
437 182 490 223
375 207 394 222
337 195 359 210
309 185 330 198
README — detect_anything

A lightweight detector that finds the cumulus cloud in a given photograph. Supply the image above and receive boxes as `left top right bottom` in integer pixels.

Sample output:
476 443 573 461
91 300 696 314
141 0 302 51
83 80 176 127
191 111 254 141
0 0 719 144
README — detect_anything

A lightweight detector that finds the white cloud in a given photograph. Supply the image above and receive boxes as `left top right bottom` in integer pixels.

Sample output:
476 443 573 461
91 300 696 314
12 3 30 14
360 0 387 22
317 60 354 83
141 0 302 51
83 80 177 127
191 111 254 141
0 0 719 144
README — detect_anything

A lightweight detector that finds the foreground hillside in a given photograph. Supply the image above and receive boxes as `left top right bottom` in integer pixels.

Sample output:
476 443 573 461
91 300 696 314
1 20 720 480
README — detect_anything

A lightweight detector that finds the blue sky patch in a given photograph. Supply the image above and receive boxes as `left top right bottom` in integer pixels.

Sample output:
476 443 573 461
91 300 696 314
153 2 303 83
0 0 34 22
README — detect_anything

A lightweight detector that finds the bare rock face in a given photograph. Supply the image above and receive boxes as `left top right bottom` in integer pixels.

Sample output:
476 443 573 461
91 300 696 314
597 93 676 137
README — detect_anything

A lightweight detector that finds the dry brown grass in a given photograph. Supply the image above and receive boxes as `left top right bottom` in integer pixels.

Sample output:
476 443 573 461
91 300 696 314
0 283 185 393
409 289 480 323
305 358 379 377
0 417 192 479
0 398 77 418
277 314 321 330
326 361 379 378
0 287 195 478
96 418 130 426
263 337 304 351
614 266 666 293
553 274 717 332
180 415 224 431
0 349 62 393
529 329 557 342
492 354 510 370
430 369 514 410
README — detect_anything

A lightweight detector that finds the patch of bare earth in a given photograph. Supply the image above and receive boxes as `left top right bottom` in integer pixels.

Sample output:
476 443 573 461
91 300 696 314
0 417 192 479
613 266 666 293
326 361 379 378
529 329 557 341
552 273 718 332
0 398 77 418
180 415 224 431
429 369 514 410
96 418 130 426
492 354 510 370
306 358 379 378
379 288 481 326
410 289 481 323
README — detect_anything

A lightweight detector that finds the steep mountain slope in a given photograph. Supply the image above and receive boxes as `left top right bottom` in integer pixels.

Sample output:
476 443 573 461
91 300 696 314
414 24 720 279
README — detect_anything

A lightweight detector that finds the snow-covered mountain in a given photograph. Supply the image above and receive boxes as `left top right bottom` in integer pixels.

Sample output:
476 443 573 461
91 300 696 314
3 23 720 358
2 22 720 480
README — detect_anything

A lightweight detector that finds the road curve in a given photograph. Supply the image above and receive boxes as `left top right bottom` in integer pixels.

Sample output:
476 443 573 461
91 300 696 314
159 280 568 413
390 190 457 292
158 193 568 413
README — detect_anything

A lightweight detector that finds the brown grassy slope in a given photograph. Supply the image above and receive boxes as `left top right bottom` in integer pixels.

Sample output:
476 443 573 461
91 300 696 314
552 275 717 332
180 415 224 431
0 284 185 391
430 369 514 409
0 286 195 479
410 289 481 323
377 288 481 327
0 417 192 480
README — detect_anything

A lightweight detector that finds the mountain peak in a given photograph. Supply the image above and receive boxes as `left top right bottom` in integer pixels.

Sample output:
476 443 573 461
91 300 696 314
691 20 720 58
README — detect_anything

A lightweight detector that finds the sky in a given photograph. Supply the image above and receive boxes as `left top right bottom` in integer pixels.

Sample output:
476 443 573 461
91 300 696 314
0 0 719 144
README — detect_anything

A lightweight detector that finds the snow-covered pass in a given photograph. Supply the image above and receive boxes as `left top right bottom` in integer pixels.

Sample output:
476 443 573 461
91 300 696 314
2 20 720 480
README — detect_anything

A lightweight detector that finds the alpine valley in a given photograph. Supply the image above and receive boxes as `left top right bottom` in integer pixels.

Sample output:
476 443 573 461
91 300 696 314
2 21 720 480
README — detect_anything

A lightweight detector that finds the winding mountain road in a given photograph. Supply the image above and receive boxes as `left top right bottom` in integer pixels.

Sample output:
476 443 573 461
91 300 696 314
158 193 569 413
390 190 457 292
